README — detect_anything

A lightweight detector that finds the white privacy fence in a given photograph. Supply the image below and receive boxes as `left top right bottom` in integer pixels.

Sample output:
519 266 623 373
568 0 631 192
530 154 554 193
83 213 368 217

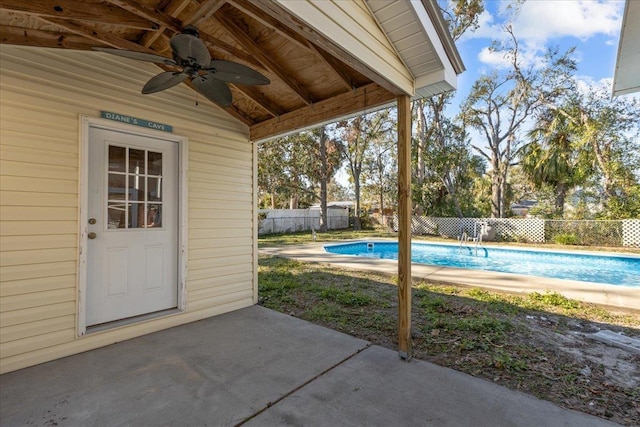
258 209 349 235
388 216 640 248
622 219 640 247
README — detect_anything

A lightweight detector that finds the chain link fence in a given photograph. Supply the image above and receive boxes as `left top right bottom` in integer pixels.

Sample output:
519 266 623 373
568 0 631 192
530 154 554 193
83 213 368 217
545 220 625 246
386 216 640 248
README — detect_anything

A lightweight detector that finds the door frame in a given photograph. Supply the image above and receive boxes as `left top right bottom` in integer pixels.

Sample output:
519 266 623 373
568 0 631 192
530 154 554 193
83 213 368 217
77 115 188 336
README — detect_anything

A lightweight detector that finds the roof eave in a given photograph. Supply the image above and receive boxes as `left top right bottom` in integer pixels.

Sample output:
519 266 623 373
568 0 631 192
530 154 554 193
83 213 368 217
613 0 640 96
420 0 465 75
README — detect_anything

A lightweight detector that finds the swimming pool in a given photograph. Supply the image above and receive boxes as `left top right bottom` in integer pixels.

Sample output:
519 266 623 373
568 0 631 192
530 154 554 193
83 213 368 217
324 241 640 287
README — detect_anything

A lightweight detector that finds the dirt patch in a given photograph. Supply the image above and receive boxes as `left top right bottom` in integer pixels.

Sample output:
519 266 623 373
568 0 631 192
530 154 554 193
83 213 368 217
442 314 640 424
259 256 640 425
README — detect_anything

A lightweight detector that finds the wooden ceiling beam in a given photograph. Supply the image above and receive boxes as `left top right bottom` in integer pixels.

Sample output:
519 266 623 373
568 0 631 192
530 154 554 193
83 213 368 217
224 105 255 126
41 17 156 53
33 19 249 126
33 0 264 69
229 0 354 93
107 0 268 83
105 0 182 31
182 0 226 28
140 0 191 48
309 43 354 91
0 0 157 30
181 80 254 126
227 0 311 51
196 32 264 71
250 83 395 142
249 0 404 96
213 14 316 105
230 84 286 118
0 25 97 50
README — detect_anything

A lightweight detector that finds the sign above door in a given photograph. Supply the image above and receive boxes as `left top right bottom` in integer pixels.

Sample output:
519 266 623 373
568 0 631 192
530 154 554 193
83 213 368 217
100 111 173 133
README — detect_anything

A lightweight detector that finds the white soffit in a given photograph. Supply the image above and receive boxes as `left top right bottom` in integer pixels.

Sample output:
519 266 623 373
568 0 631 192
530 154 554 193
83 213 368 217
613 0 640 96
365 0 464 98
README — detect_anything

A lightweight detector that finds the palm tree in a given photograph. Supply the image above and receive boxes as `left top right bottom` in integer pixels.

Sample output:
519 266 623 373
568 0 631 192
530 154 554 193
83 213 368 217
520 103 588 217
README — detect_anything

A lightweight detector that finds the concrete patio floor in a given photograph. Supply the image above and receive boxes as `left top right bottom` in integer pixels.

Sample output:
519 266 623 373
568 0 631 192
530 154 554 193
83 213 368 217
0 306 617 427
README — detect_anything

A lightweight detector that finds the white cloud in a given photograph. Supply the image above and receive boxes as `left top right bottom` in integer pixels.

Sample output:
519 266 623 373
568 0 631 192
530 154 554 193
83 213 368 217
512 0 622 43
464 1 623 42
574 75 612 94
492 0 624 45
477 47 512 69
476 43 548 72
460 10 502 40
469 1 623 70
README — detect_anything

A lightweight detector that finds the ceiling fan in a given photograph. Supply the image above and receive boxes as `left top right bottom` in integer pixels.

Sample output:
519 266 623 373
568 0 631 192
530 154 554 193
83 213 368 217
93 26 269 107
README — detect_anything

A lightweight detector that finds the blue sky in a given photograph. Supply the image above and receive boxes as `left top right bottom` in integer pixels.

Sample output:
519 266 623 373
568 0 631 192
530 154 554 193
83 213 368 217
449 0 626 108
334 1 628 191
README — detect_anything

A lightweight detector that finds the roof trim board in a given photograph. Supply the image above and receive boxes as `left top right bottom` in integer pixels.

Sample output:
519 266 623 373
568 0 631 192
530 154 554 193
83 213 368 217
613 0 640 96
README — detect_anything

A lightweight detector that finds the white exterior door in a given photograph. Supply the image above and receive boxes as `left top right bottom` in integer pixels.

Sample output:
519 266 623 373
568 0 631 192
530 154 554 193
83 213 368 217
86 126 179 326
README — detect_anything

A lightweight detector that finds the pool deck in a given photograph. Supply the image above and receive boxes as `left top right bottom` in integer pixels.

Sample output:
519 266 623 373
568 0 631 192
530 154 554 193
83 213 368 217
259 240 640 311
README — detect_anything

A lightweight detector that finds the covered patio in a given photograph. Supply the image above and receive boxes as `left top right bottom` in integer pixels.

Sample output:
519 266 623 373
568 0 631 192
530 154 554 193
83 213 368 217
0 0 469 379
0 305 615 426
0 0 464 372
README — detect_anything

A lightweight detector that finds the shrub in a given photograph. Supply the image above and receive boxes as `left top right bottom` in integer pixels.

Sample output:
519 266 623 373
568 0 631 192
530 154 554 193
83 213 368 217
553 233 578 245
528 292 579 309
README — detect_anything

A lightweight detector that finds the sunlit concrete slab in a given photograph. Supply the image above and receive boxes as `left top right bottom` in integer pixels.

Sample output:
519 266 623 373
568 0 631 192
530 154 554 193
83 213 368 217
246 344 616 427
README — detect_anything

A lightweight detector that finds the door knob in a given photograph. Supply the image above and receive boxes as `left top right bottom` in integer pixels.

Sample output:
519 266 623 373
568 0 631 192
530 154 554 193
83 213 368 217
88 232 97 240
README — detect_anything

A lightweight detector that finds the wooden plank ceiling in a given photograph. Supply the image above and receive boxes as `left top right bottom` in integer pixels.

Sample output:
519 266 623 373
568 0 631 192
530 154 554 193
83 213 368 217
0 0 403 140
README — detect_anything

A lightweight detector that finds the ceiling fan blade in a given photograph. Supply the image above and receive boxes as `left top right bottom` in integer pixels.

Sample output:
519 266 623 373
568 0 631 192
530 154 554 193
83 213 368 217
92 47 176 65
142 71 188 94
170 33 211 67
192 75 232 107
207 60 270 85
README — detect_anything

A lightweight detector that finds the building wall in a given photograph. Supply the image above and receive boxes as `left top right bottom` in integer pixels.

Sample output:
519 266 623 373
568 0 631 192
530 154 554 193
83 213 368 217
0 46 255 373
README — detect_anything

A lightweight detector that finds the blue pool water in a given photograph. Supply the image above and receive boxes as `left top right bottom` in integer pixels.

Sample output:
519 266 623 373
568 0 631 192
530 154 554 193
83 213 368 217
324 242 640 287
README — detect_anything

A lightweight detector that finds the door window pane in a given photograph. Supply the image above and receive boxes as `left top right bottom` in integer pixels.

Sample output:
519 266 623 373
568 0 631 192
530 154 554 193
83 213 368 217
128 174 146 202
129 149 146 174
148 151 162 176
128 203 145 228
147 177 162 202
108 146 126 172
108 174 126 200
107 202 126 229
147 204 162 228
106 146 166 230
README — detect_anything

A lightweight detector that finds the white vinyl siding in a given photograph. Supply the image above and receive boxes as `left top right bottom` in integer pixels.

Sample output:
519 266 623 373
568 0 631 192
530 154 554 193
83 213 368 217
187 126 254 308
0 46 255 373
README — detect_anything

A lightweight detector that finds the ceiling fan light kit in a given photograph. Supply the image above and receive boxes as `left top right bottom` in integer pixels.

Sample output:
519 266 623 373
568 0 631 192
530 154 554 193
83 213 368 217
92 26 269 107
